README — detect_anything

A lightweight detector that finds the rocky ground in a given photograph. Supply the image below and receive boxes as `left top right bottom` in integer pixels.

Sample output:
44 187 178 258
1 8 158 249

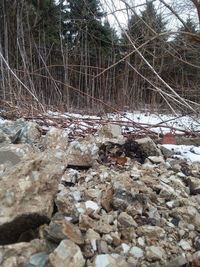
0 118 200 266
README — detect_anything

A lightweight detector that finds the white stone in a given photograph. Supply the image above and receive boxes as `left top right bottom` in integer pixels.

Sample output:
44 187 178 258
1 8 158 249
166 201 176 209
166 222 175 228
91 240 97 251
148 207 160 222
71 191 81 202
64 216 73 223
148 156 164 164
137 237 145 247
85 176 92 183
75 203 85 214
111 253 120 259
160 177 170 184
187 224 195 231
179 240 192 251
179 230 186 237
94 254 118 267
146 246 164 260
121 243 130 253
129 246 144 258
177 172 186 178
85 200 99 211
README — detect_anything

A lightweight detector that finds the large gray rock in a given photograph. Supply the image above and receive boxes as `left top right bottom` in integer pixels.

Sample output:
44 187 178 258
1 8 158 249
0 129 10 143
0 150 20 166
27 252 48 267
136 226 165 240
66 139 98 167
170 206 200 231
98 124 122 139
0 239 46 267
136 137 161 158
118 212 137 227
0 151 67 245
48 239 85 267
159 145 174 159
42 127 68 150
129 246 144 258
0 143 34 168
45 213 84 245
164 255 187 267
0 119 41 144
55 187 79 216
145 246 164 261
112 189 135 211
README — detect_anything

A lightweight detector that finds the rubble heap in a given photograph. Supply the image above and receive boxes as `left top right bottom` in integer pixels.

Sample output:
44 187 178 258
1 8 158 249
0 119 200 267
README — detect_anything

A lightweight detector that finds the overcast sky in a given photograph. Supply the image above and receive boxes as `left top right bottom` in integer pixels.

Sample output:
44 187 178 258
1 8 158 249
101 0 198 33
58 0 199 33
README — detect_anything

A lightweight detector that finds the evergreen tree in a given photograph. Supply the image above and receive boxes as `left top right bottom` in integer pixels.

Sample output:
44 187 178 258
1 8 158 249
141 1 166 37
123 1 167 67
176 17 197 44
29 0 65 46
64 0 118 59
62 0 119 107
125 1 166 45
121 1 167 105
64 0 104 44
172 17 199 86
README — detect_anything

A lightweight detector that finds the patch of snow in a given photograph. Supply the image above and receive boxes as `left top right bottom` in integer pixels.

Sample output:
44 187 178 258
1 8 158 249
191 147 200 155
162 144 200 162
0 118 5 124
44 110 200 137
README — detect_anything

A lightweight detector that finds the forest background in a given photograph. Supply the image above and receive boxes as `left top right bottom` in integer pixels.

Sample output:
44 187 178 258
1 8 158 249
0 0 200 115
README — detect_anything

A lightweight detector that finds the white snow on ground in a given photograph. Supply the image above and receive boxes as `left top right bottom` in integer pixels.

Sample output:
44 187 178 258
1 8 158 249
191 147 200 155
1 110 200 162
0 117 6 124
162 144 200 163
47 111 200 163
45 110 200 138
107 111 200 134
